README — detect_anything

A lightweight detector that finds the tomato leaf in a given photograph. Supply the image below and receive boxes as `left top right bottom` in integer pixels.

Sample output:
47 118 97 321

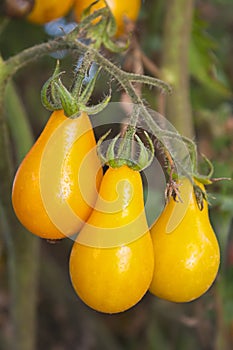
189 13 231 98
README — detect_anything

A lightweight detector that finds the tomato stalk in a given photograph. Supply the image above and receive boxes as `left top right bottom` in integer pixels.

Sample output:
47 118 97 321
70 51 94 97
1 19 213 183
161 0 194 139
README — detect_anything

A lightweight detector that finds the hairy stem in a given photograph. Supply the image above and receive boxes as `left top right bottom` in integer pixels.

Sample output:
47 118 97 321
2 22 196 175
1 22 191 144
3 33 177 137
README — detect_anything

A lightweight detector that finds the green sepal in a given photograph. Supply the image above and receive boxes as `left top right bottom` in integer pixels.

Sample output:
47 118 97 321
200 153 214 178
54 81 78 117
103 36 130 53
106 134 120 161
41 60 63 111
77 7 108 33
193 154 215 185
80 67 101 104
88 20 106 42
193 175 213 185
81 94 111 115
105 6 117 37
136 133 149 166
97 129 112 164
81 0 100 20
85 11 108 45
134 131 154 170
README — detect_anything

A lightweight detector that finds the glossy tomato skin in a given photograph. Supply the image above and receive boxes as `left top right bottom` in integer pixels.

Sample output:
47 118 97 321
27 0 74 24
73 0 141 36
12 110 103 240
149 179 220 303
69 165 154 313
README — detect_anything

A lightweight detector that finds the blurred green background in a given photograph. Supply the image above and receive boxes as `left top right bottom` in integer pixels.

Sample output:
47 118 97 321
0 0 233 349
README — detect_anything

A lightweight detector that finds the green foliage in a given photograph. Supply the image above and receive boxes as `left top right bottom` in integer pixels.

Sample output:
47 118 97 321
189 12 231 98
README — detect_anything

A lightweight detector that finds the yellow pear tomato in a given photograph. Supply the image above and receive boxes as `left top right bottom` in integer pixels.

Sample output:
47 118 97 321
69 165 154 313
73 0 141 37
27 0 74 24
12 110 102 240
149 178 220 302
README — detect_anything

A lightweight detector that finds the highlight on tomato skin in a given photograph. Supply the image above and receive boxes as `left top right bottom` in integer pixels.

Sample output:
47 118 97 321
11 110 103 240
69 165 154 314
149 178 220 303
73 0 142 37
27 0 74 24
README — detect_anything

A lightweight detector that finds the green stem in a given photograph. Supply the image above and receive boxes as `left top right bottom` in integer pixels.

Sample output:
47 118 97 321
4 39 79 79
4 31 170 93
161 0 195 138
5 81 34 162
71 50 94 97
2 27 196 177
2 35 173 138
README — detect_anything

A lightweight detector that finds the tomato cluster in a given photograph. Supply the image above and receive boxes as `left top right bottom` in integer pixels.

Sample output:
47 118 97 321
10 0 220 314
12 107 220 314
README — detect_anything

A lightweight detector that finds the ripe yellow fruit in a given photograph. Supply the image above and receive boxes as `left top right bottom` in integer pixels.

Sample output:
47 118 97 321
12 110 102 239
149 178 220 302
27 0 74 24
70 165 154 313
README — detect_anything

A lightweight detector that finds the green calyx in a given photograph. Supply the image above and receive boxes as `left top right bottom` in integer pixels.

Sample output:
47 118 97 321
80 2 129 53
178 136 219 186
41 59 111 118
97 126 154 171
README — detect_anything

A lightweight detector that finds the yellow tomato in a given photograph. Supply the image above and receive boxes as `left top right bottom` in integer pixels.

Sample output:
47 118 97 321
73 0 141 36
69 165 154 313
12 110 103 240
149 178 220 302
27 0 74 24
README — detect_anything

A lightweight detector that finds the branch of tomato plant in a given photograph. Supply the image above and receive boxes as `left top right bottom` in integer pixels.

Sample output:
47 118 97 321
1 24 200 181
